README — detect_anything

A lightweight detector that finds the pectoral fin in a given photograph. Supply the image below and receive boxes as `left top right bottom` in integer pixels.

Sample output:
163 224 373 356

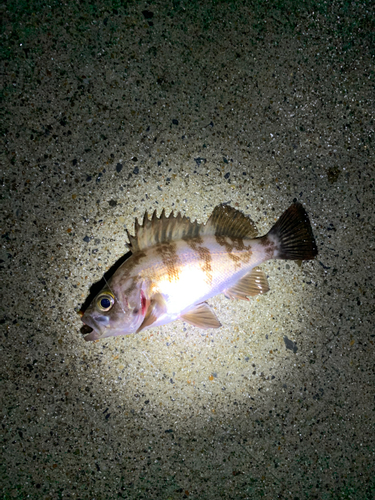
180 302 221 329
137 293 167 333
224 267 269 300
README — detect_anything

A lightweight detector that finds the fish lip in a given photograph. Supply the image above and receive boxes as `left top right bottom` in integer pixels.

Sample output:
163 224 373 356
83 329 101 342
81 314 105 340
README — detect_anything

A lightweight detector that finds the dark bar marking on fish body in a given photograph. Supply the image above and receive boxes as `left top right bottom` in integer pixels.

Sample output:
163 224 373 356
215 235 253 268
186 236 213 286
215 235 241 267
156 242 181 283
258 235 277 259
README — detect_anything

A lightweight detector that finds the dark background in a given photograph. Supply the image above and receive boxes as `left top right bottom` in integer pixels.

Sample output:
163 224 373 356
1 1 374 498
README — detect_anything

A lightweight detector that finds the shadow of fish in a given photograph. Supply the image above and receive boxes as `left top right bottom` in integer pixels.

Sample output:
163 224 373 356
80 203 317 341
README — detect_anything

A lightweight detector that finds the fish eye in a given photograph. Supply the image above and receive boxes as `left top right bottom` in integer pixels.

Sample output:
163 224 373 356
97 292 115 312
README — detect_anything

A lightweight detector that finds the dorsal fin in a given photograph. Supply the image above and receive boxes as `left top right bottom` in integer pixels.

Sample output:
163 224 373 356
205 203 258 238
126 210 203 252
126 204 258 253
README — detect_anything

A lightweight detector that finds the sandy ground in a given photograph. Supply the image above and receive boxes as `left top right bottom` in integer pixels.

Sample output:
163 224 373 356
1 1 374 498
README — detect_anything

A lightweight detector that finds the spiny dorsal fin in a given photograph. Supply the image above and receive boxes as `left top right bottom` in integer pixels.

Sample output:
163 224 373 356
126 204 258 253
126 210 203 252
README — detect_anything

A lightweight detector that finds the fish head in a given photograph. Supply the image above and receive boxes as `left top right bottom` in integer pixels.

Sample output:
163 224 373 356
81 277 148 341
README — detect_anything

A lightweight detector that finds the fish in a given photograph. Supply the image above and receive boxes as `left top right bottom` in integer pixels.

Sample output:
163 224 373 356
80 203 317 341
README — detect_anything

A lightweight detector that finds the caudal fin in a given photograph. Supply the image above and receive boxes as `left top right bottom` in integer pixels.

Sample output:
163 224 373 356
266 203 318 260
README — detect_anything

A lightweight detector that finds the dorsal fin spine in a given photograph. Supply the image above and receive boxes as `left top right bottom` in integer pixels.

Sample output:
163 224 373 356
126 204 258 253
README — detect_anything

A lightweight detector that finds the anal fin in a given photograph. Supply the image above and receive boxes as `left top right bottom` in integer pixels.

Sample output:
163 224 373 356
180 302 221 329
224 267 269 300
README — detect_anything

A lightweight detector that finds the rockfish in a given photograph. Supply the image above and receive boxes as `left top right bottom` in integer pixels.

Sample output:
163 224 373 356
81 203 317 341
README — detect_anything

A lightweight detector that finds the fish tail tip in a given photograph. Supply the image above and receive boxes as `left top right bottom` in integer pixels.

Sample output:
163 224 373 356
268 203 318 261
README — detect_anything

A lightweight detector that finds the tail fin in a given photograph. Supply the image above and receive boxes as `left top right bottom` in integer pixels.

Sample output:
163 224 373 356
266 203 318 260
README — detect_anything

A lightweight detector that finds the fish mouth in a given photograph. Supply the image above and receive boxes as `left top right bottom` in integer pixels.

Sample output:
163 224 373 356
80 324 93 335
80 315 105 341
80 323 102 341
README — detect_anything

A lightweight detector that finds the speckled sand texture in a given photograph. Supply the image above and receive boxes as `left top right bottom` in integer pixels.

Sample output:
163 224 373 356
1 1 374 499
